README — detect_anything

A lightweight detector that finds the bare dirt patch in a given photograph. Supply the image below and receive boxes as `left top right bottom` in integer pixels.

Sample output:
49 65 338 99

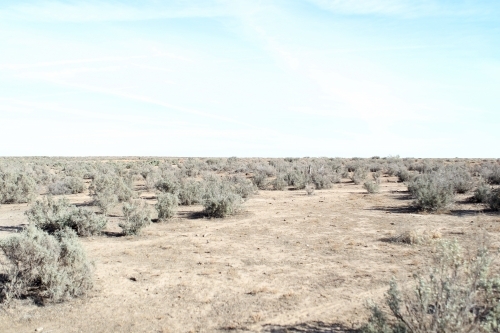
0 179 497 332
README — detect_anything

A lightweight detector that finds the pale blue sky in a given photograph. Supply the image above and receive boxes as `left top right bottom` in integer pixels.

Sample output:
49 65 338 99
1 0 498 157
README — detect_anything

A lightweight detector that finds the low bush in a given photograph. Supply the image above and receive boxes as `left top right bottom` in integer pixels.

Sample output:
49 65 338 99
155 193 178 221
489 189 500 211
361 239 499 333
0 171 38 204
252 171 268 190
396 168 413 183
202 179 242 218
311 172 333 189
178 179 204 205
305 184 315 195
363 181 379 194
0 226 93 304
48 176 85 195
227 175 256 199
480 164 500 185
155 177 180 194
119 200 152 235
471 183 492 204
272 173 287 191
284 171 307 189
446 166 474 193
89 173 134 215
25 196 107 237
407 174 454 212
351 167 368 185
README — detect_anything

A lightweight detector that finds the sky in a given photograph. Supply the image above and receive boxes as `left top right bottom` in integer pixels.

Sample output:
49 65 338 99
0 0 499 157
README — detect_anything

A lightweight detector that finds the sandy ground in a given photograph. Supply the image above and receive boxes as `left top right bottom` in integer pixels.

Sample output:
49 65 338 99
0 177 499 333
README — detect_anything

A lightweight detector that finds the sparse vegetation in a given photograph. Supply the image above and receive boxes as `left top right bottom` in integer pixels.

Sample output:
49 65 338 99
471 183 492 204
155 193 178 221
48 176 85 195
407 173 455 212
202 178 242 218
363 181 379 194
389 229 441 245
0 156 499 332
361 239 498 333
0 225 93 304
305 184 315 195
0 171 38 204
489 189 500 211
119 200 152 235
351 167 368 185
89 173 134 215
25 196 107 237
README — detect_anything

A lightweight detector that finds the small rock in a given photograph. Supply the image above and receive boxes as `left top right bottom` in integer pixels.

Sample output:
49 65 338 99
35 328 43 332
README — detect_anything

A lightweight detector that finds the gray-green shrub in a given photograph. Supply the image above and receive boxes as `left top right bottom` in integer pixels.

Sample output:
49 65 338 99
305 184 315 195
119 200 152 235
471 183 491 204
351 167 368 185
446 166 474 193
89 173 134 215
252 171 268 190
178 179 204 205
489 189 500 211
155 193 178 221
361 239 499 333
363 181 380 194
396 168 413 183
155 177 180 194
407 174 454 212
227 175 256 199
25 196 107 237
202 179 242 218
272 173 287 191
0 171 38 204
48 176 85 195
0 226 93 304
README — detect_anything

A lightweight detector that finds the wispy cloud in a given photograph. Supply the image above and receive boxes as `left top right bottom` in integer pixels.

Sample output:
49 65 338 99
0 53 191 71
0 0 238 22
306 0 499 17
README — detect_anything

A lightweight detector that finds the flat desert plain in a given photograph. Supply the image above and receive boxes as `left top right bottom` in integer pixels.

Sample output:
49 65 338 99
0 176 498 333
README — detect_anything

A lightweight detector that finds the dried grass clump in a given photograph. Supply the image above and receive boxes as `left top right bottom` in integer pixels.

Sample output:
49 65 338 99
361 239 500 333
0 226 93 304
119 200 152 235
391 229 441 245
